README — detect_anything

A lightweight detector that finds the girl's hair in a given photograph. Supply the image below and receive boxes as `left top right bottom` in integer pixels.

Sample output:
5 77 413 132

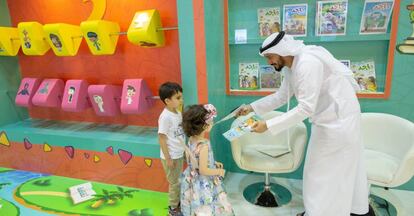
182 105 209 137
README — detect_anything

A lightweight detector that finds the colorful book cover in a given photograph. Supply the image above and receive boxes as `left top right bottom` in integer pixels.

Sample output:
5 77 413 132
360 0 394 34
223 113 262 142
259 65 282 89
340 60 351 68
283 4 308 37
316 0 348 36
351 60 377 92
239 63 259 90
258 7 281 38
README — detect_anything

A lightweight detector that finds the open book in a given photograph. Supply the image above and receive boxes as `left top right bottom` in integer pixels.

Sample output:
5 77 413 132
69 182 96 204
223 113 262 141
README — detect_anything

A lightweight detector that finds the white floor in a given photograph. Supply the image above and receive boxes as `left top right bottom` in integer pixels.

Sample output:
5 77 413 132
224 172 414 216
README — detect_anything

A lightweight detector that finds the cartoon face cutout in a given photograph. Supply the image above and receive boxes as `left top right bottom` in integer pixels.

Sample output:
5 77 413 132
38 83 50 94
49 34 63 51
18 83 30 96
87 32 101 51
126 85 136 105
93 95 105 112
68 87 76 103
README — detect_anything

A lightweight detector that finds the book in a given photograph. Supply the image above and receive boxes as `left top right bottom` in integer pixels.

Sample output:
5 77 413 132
215 104 246 125
259 65 282 89
360 0 394 34
351 60 377 92
258 7 281 38
339 60 351 68
223 113 262 141
69 182 97 204
235 29 247 44
283 4 308 37
316 0 348 36
239 63 259 90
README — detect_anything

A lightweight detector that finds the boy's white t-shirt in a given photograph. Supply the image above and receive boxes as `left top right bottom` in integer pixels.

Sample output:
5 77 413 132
158 108 185 159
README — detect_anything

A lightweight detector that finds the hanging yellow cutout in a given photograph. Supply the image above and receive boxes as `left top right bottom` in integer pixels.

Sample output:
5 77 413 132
43 143 52 152
43 23 83 56
93 155 101 163
0 131 10 147
144 159 152 167
17 22 50 56
80 20 120 55
0 27 20 56
127 9 165 47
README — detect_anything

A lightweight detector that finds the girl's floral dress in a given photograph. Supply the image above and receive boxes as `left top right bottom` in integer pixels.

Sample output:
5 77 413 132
180 139 234 216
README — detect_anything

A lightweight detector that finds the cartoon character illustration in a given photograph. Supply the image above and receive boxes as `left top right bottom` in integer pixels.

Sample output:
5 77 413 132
68 86 76 103
93 95 105 112
38 83 50 94
22 29 31 49
126 85 136 105
18 83 30 96
87 32 101 51
49 34 63 52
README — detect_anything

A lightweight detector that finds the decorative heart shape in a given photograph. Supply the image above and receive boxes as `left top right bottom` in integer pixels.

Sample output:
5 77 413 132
118 149 132 165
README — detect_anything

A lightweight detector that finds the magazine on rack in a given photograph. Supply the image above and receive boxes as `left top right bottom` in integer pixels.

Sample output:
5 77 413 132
316 0 348 36
239 62 259 90
360 0 394 34
283 4 308 37
257 7 281 38
351 59 377 93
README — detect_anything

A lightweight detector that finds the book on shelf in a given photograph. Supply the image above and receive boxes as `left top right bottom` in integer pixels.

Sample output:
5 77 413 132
258 7 281 38
235 29 247 44
283 4 308 37
360 0 394 35
351 59 377 93
239 62 259 90
316 0 348 36
259 65 282 89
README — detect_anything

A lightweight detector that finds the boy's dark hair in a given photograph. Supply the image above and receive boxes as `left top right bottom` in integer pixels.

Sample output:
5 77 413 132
158 82 182 104
182 105 209 137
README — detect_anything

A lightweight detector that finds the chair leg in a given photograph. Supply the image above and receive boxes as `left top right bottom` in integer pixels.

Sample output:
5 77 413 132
255 173 278 207
242 173 292 207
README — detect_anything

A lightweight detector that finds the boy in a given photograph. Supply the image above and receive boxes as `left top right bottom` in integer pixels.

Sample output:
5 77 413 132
158 82 185 216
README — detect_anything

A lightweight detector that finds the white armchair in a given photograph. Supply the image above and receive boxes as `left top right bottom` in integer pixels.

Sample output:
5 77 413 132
362 113 414 187
361 113 414 215
230 111 307 207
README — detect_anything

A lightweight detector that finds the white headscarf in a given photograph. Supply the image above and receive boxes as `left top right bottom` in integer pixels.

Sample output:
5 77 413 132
259 32 306 57
259 32 360 92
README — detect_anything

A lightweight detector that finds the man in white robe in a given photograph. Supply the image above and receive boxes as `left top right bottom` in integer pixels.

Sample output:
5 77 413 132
238 31 372 216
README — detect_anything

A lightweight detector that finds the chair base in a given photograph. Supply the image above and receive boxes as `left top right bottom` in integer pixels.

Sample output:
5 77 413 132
368 194 397 216
243 182 291 208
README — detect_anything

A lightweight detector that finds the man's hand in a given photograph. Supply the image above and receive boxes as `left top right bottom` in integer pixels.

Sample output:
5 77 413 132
236 105 253 117
166 158 175 168
215 161 223 169
251 120 268 133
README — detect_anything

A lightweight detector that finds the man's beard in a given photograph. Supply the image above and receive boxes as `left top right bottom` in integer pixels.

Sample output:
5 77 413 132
272 64 283 72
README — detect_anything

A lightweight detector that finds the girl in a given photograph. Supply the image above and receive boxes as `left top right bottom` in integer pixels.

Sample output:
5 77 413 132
180 104 234 216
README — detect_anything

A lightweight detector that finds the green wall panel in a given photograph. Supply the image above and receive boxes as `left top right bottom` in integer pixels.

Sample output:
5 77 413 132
0 0 27 126
205 0 414 190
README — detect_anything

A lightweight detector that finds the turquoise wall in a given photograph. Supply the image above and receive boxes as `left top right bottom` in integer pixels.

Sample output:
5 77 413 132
205 0 414 190
0 0 27 126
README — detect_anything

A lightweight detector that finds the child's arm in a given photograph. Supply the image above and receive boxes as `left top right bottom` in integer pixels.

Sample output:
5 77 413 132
159 134 174 168
198 145 225 177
